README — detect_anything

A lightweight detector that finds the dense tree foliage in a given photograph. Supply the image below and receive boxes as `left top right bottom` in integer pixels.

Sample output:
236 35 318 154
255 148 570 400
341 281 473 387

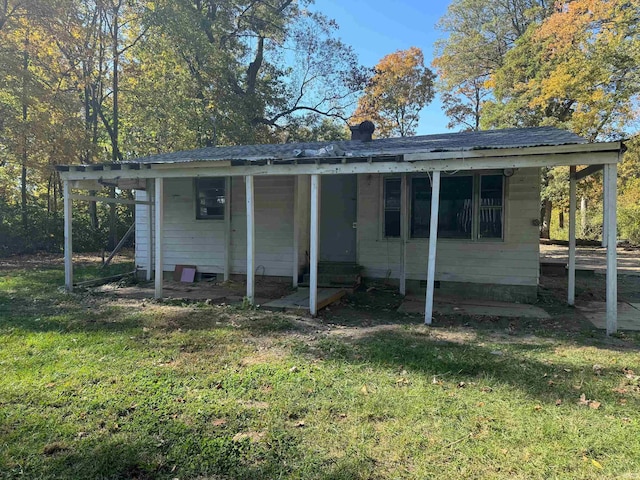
435 0 640 242
0 0 367 255
352 47 435 138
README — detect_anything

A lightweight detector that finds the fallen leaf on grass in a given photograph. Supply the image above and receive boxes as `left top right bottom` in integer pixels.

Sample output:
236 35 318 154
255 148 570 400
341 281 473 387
555 399 562 406
578 393 601 409
592 364 603 375
591 459 603 469
534 405 543 411
232 431 265 443
212 418 227 427
43 443 67 455
360 385 369 395
295 421 305 428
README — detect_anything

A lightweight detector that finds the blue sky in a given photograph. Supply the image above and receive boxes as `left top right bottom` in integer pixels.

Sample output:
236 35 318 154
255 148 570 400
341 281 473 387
312 0 454 135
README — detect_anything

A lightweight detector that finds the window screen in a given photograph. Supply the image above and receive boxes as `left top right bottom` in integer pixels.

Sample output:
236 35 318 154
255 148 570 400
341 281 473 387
479 175 503 238
411 176 473 239
384 177 401 237
195 177 226 219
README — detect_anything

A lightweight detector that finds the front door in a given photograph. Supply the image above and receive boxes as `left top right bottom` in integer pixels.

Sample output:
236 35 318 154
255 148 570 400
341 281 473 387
320 174 357 262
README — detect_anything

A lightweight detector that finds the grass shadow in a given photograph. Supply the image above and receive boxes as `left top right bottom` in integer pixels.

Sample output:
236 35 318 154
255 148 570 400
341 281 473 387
305 328 638 408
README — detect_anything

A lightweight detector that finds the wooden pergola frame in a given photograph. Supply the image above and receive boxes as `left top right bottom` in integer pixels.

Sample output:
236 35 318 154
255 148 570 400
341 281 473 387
58 141 624 333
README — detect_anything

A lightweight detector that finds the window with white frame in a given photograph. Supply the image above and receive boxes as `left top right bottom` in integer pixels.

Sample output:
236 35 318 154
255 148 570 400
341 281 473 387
383 173 504 240
195 177 226 219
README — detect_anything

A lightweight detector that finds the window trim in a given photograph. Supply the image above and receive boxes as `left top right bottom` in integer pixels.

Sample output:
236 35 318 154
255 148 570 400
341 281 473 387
194 177 226 220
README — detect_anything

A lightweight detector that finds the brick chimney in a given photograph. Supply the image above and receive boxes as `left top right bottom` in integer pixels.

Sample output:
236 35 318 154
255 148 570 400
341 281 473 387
350 120 375 142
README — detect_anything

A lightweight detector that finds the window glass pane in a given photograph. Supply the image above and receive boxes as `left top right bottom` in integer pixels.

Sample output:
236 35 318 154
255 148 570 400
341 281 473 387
196 178 225 219
384 178 401 210
384 178 401 237
439 176 473 239
385 211 400 238
479 175 503 238
411 177 431 238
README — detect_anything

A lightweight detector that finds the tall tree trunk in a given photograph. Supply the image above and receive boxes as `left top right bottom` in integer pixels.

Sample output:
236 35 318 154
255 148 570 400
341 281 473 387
107 2 122 250
540 199 552 239
83 62 99 231
21 33 28 232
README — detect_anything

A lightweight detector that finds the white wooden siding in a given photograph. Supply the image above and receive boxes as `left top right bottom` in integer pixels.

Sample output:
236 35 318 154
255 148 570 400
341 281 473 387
134 189 152 270
356 169 540 286
136 176 297 276
230 176 294 277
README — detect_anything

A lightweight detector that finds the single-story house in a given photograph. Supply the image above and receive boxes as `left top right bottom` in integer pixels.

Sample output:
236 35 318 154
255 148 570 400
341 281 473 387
56 124 624 333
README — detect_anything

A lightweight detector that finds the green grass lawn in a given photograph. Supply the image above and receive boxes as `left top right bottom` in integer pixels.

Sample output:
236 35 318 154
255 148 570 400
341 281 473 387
0 260 639 479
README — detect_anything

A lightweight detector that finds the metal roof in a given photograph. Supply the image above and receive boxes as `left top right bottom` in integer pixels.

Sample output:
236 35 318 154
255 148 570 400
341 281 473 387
126 127 587 165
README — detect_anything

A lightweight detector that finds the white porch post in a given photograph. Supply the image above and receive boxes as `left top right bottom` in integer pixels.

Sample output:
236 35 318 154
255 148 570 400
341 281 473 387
568 166 577 306
602 165 609 247
224 176 232 282
424 171 441 325
400 173 408 296
154 177 164 299
605 163 618 335
246 175 255 304
146 179 153 281
63 180 73 292
292 175 300 288
309 174 320 316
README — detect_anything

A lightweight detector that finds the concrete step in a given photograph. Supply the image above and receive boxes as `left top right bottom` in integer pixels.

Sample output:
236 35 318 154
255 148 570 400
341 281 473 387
317 262 362 275
301 273 361 286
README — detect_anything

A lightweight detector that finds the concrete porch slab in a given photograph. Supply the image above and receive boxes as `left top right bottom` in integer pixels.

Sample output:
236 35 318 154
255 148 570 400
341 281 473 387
576 302 640 331
263 288 346 312
398 295 551 320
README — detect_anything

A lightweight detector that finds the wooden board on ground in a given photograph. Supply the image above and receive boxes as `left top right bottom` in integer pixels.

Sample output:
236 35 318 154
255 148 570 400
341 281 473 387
263 288 346 312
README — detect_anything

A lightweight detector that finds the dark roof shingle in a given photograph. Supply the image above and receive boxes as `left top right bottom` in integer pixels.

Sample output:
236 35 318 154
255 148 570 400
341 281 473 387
129 126 586 165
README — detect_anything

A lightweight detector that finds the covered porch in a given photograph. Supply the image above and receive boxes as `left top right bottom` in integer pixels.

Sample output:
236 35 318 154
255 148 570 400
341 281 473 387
57 128 624 333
